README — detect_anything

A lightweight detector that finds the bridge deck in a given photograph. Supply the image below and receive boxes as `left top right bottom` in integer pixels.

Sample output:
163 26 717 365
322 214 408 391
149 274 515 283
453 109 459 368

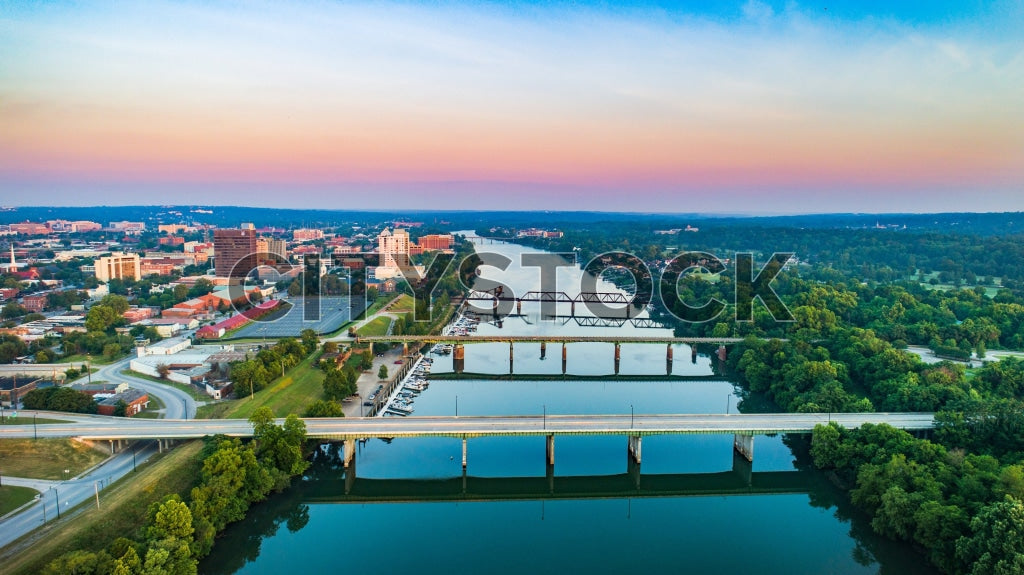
0 413 935 441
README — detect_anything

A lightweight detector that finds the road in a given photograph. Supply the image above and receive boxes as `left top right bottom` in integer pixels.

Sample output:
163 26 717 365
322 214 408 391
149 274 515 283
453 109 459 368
0 440 159 551
0 412 936 441
84 356 198 419
0 354 197 553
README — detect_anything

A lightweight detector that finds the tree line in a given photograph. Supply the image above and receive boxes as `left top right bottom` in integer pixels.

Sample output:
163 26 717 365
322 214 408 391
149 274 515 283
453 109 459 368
40 408 308 575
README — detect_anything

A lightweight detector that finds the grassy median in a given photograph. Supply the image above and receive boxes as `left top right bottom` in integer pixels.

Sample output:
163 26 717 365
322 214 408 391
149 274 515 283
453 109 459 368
0 439 110 480
0 485 38 516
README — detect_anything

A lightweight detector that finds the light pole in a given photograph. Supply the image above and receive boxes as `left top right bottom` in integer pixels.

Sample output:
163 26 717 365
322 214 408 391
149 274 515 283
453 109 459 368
86 354 91 384
63 468 69 481
455 395 458 418
33 412 37 440
53 487 61 519
182 399 187 420
131 443 137 472
543 405 546 430
630 404 634 429
726 395 731 414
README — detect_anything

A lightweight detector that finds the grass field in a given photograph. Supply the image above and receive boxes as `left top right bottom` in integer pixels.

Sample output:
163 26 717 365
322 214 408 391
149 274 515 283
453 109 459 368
388 294 415 313
0 485 38 516
2 441 203 575
356 316 392 337
122 370 208 401
1 417 70 426
0 439 110 479
56 354 120 366
217 352 326 420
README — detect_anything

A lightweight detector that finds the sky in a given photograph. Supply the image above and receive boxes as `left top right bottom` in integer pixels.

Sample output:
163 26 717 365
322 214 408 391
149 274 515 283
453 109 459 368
0 0 1022 214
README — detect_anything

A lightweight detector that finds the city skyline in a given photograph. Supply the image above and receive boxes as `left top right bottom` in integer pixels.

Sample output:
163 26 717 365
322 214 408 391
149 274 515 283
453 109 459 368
1 1 1022 213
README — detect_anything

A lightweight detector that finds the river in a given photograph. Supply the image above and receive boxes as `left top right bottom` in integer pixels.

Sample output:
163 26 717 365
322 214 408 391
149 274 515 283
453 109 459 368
200 234 935 575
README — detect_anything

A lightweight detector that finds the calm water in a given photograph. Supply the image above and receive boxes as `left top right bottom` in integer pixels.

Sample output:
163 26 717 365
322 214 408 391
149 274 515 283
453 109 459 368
201 235 935 575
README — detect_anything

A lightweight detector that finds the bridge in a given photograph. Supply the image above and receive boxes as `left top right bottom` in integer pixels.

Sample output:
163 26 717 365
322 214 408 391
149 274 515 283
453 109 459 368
2 412 934 473
353 335 756 374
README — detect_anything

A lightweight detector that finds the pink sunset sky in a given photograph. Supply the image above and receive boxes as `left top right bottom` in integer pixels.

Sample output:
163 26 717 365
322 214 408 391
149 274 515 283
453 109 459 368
1 1 1022 213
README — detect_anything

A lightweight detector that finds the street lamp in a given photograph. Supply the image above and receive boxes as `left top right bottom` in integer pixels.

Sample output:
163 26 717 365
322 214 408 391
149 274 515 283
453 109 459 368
33 412 37 440
630 404 634 429
182 399 187 421
53 487 61 519
132 443 137 472
455 395 458 418
63 468 69 481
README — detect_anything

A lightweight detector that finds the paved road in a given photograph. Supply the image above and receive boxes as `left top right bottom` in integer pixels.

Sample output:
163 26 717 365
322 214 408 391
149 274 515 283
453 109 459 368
0 413 936 441
83 356 198 419
0 440 159 551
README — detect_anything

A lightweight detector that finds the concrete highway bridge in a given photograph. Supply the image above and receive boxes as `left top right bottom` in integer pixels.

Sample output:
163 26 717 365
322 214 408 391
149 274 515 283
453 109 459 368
1 412 934 473
353 335 763 374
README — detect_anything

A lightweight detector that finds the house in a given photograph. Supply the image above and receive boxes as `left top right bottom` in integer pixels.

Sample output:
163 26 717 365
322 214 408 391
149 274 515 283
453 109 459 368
96 389 149 416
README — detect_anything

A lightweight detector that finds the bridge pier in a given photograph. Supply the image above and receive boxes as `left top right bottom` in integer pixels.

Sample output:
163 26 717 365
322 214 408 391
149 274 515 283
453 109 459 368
667 344 673 376
718 344 728 362
462 438 468 469
614 343 621 375
344 455 356 494
540 341 546 360
628 435 642 464
546 434 555 466
562 344 567 374
402 343 409 357
692 345 698 364
343 439 356 469
733 434 754 463
516 299 522 315
570 301 576 317
732 449 753 486
509 343 514 374
628 453 641 489
453 344 465 374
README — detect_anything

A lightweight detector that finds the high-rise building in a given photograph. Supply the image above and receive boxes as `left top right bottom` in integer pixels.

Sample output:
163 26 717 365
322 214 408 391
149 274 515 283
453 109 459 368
95 252 141 282
378 228 410 268
214 229 257 278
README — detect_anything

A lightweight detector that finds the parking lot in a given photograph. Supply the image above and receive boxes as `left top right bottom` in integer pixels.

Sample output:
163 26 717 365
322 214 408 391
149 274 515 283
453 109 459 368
232 296 368 337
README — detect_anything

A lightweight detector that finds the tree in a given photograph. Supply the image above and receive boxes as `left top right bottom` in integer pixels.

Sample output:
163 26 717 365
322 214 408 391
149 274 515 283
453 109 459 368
956 496 1024 575
113 400 128 417
1 302 27 319
378 364 388 380
305 399 344 418
300 329 318 354
156 363 171 379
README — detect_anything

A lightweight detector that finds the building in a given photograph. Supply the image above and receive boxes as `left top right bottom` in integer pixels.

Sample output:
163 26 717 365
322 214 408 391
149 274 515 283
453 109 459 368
293 228 324 241
378 228 410 268
417 234 454 251
46 220 103 233
214 229 257 279
256 237 288 263
158 224 196 235
96 389 149 416
108 221 146 234
9 222 49 235
159 236 185 246
22 293 49 313
95 252 142 282
140 256 188 276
